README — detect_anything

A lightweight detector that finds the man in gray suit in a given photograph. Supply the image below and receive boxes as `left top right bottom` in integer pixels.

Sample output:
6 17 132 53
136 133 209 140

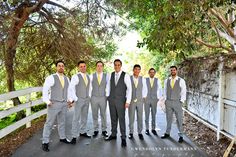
90 61 109 137
128 64 147 140
68 61 91 145
145 68 162 136
42 60 71 152
161 65 186 143
105 59 132 148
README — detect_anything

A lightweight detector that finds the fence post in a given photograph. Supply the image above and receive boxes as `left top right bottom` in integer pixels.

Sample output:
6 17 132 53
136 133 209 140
217 57 225 141
26 93 32 128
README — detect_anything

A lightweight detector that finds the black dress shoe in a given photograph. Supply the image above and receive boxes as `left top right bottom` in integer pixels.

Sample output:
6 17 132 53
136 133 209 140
93 131 99 137
42 143 49 152
178 137 184 143
128 133 133 139
105 135 117 141
70 138 76 145
152 130 158 136
80 133 91 138
145 130 150 135
121 139 127 147
60 138 71 144
102 131 108 137
138 134 144 140
161 133 170 139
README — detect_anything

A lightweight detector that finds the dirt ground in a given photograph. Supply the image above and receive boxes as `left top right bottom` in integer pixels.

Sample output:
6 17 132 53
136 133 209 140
0 116 46 157
0 113 235 157
183 112 236 157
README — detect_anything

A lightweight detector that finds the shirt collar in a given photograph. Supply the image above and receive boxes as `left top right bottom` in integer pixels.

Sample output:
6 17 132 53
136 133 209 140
78 72 87 76
96 72 103 76
56 72 64 77
133 75 139 79
115 71 122 75
169 76 179 80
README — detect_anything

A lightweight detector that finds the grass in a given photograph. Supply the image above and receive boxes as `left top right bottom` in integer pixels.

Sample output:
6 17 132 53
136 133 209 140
0 113 17 130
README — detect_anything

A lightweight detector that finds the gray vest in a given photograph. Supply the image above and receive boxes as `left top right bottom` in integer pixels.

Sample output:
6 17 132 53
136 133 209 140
75 73 90 98
109 71 127 102
146 78 158 100
50 74 69 102
131 76 143 101
91 73 106 97
166 78 181 100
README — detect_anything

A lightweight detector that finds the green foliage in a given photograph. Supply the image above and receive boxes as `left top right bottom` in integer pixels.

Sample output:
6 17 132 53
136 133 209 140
32 104 46 113
9 14 117 87
0 66 7 94
108 0 233 58
105 0 235 82
0 113 16 130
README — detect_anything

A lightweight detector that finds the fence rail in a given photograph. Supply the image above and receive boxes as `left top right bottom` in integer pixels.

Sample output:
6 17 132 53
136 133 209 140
186 90 236 141
0 87 46 139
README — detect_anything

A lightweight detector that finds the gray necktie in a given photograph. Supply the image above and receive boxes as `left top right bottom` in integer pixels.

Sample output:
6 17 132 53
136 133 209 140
115 73 119 85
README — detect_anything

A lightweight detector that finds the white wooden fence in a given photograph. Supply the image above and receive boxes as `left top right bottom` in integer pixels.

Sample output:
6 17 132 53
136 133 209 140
185 61 236 141
0 87 46 139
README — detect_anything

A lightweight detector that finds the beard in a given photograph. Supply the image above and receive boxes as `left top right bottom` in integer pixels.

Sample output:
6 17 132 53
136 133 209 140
58 69 64 74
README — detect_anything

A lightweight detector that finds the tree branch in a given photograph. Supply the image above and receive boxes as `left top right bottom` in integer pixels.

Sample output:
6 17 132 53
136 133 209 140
46 1 74 15
208 8 235 38
27 0 49 13
215 28 236 45
39 8 65 32
196 38 233 53
207 13 223 46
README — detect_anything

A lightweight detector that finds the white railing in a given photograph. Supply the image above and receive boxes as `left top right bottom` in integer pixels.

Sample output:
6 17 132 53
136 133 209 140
0 87 46 139
186 90 236 141
183 99 236 141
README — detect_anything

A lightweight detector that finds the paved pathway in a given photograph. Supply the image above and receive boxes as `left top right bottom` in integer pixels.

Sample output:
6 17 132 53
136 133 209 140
12 105 208 157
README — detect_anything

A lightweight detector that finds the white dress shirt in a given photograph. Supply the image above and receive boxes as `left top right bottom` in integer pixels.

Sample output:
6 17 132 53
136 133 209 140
68 72 91 102
42 73 70 105
89 72 110 97
106 71 132 104
132 76 148 98
163 76 186 103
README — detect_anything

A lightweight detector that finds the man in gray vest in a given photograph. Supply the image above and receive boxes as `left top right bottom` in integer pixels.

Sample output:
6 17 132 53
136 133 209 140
68 61 91 145
145 68 162 136
42 60 71 152
161 66 186 143
105 59 132 148
128 64 147 140
90 61 109 137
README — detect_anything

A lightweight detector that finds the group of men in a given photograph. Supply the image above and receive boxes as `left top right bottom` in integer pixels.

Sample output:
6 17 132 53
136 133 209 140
41 59 186 152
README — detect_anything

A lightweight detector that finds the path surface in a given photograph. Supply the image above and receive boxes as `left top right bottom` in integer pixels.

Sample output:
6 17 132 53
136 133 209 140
12 104 208 157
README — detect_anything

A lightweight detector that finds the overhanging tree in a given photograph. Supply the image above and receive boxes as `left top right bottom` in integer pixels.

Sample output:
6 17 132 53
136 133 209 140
0 0 119 119
1 0 119 94
107 0 236 59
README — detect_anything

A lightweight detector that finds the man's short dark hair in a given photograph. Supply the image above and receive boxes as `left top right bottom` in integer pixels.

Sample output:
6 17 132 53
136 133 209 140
55 60 65 66
149 68 156 73
78 61 86 66
170 66 178 70
96 61 104 66
133 64 141 70
114 59 122 65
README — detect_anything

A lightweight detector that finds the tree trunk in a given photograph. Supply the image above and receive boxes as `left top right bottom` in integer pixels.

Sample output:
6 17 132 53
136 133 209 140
4 0 50 120
4 5 31 120
5 32 25 120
